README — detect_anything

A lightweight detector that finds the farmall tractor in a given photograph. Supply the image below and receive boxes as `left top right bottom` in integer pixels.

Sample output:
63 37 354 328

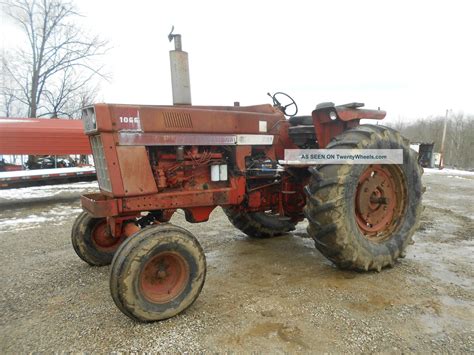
72 33 423 322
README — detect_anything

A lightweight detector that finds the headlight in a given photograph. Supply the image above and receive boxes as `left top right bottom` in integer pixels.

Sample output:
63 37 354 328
82 106 97 133
329 110 338 121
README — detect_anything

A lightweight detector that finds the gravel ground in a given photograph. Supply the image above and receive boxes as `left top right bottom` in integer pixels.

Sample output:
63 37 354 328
0 172 473 352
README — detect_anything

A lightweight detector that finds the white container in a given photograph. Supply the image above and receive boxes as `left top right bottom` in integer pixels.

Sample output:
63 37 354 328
219 164 228 181
211 165 220 181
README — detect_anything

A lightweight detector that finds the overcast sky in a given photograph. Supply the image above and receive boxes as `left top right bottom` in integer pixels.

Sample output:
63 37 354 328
2 0 473 123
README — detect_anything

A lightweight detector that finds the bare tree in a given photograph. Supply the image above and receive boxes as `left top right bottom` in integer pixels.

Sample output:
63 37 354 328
0 82 17 117
1 0 108 118
391 115 406 132
1 55 23 117
41 66 98 118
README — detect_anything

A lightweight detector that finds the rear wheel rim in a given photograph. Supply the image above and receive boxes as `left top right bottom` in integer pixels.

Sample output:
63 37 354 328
91 221 123 252
355 164 407 242
140 252 189 303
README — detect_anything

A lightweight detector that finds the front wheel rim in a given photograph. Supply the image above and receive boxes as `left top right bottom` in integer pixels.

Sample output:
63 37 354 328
91 221 123 252
139 252 189 304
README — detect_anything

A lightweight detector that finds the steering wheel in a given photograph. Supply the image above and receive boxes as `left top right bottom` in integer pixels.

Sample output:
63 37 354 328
267 91 298 117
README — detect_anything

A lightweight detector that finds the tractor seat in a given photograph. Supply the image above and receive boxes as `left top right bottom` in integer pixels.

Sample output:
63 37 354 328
289 115 313 126
289 102 337 126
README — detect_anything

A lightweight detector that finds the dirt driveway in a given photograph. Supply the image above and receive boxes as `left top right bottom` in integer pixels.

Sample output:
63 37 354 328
0 170 473 352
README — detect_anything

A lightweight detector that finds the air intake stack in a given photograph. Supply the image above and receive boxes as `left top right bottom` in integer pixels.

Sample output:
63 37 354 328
168 26 192 105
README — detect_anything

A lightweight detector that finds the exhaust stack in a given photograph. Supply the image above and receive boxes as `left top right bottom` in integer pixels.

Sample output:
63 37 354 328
168 26 192 105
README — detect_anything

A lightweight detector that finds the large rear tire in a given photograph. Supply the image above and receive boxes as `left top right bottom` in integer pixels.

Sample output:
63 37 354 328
223 207 296 238
110 224 206 322
304 124 423 271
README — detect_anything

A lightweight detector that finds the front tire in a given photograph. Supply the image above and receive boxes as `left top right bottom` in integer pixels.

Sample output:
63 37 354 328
304 124 423 271
110 224 206 322
71 211 127 266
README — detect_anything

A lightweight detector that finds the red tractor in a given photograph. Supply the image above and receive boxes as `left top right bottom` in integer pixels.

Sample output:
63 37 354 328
72 93 423 322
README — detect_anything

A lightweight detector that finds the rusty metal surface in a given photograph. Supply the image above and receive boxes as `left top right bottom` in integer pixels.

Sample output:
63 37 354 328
140 251 189 303
336 107 386 121
312 111 360 148
0 117 91 155
82 180 244 221
116 146 158 196
311 105 386 148
122 187 237 211
355 165 407 241
81 193 119 217
91 103 283 135
91 219 124 252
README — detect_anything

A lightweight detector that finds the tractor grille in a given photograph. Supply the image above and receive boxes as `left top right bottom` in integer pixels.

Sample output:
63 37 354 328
163 111 193 128
90 135 112 192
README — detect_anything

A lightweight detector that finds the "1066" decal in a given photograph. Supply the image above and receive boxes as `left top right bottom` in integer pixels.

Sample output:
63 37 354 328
117 111 142 131
119 116 140 124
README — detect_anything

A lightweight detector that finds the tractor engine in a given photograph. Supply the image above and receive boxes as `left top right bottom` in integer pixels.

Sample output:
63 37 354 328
149 146 228 191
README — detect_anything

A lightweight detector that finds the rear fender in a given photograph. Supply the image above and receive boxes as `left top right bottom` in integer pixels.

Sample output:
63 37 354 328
312 103 386 148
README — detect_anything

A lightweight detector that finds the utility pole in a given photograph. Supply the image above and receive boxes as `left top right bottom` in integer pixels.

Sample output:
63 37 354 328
439 109 449 170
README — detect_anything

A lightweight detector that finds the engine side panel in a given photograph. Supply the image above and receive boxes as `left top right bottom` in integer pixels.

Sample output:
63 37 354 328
116 146 158 196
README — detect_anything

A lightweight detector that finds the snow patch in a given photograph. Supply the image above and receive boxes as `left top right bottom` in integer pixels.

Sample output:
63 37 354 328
47 207 83 216
0 181 98 200
0 118 37 123
0 206 84 232
0 215 47 226
423 168 474 176
0 166 95 179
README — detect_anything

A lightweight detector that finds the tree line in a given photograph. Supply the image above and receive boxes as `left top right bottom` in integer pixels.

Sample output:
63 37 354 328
388 113 474 170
